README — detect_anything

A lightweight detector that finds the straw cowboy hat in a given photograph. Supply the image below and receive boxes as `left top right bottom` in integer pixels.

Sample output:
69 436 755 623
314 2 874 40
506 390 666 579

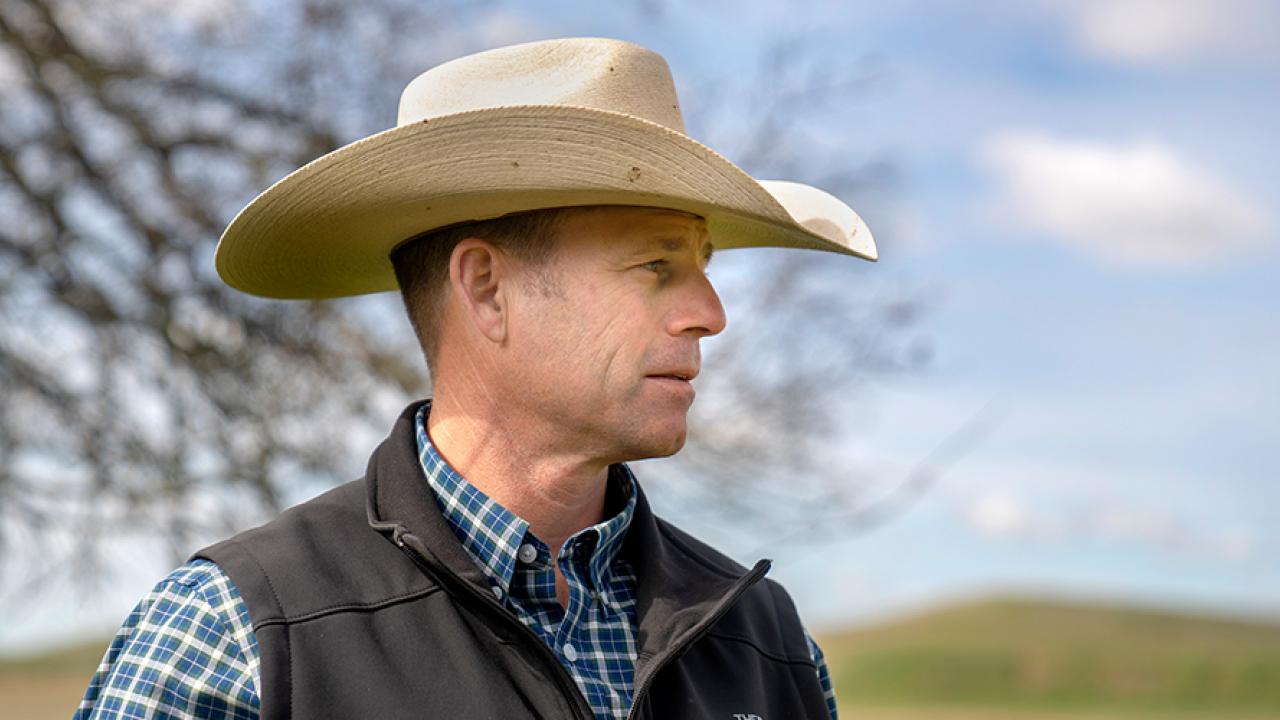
215 37 877 299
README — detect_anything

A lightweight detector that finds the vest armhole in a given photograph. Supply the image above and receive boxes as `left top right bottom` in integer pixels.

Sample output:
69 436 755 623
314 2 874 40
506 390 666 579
194 539 294 718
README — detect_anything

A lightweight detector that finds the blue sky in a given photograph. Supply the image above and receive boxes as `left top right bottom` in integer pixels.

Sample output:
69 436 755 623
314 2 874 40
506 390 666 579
494 0 1280 629
3 0 1277 653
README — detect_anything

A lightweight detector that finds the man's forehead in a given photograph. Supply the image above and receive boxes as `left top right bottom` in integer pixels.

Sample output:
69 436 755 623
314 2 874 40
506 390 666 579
561 205 711 251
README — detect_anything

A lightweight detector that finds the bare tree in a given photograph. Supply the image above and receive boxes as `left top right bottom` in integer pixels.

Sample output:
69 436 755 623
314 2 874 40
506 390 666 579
0 0 929 603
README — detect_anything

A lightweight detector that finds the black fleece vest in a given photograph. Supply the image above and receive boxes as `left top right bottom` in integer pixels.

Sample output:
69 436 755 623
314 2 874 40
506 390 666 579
196 401 830 719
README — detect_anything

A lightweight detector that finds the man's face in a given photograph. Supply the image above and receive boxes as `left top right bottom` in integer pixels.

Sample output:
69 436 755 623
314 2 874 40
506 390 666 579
502 206 725 463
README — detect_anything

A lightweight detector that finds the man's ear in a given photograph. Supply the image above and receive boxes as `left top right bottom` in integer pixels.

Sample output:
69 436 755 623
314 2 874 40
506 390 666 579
448 238 509 345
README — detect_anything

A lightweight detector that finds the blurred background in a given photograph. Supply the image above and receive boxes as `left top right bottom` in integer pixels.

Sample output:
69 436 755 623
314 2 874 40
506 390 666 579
1 0 1277 718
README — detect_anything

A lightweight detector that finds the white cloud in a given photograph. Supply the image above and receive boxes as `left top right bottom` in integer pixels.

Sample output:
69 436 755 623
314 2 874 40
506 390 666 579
1055 0 1274 65
1093 507 1181 546
980 130 1270 267
969 492 1029 536
1088 507 1259 563
1211 528 1259 562
962 485 1259 565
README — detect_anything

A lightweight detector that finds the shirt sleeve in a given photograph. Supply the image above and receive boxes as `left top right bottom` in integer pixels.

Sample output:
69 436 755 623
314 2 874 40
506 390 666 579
804 627 839 719
74 559 261 720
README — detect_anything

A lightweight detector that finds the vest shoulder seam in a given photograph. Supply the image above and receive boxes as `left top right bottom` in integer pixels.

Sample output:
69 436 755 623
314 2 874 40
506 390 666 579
253 586 444 629
218 536 290 624
703 630 818 669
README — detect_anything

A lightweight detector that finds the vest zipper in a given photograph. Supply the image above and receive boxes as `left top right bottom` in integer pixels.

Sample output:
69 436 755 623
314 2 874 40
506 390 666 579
624 558 772 720
393 532 595 720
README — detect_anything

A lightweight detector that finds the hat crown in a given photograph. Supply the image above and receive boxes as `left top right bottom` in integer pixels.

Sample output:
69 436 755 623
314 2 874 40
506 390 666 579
397 38 687 133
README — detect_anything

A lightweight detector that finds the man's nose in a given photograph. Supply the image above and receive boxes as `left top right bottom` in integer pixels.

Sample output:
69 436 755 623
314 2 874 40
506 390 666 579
669 271 727 338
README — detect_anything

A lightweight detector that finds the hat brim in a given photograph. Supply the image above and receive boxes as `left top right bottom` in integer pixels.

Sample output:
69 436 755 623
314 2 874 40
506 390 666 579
215 105 877 299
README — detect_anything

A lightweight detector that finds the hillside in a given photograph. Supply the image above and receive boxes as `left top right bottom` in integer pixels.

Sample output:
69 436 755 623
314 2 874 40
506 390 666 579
6 596 1280 719
816 595 1280 714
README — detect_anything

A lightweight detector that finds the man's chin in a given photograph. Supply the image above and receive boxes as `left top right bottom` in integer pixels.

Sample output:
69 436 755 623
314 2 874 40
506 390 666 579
618 421 688 461
644 434 687 459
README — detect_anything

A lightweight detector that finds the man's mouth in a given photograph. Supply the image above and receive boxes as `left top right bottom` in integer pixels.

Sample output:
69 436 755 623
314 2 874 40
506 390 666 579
646 369 697 382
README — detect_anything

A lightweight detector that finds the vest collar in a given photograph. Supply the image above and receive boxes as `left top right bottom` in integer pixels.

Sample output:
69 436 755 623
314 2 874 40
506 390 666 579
364 399 771 677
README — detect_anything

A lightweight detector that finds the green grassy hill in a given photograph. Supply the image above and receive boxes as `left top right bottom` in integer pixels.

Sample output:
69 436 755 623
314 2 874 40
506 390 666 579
816 595 1280 715
6 596 1280 719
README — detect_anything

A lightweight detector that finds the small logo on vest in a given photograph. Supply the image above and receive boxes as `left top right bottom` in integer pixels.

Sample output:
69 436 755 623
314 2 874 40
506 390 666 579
732 715 763 720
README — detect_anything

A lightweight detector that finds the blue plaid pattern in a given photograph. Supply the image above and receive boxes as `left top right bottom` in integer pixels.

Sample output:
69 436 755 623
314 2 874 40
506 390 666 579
415 404 640 718
74 559 259 719
74 405 839 719
809 631 837 713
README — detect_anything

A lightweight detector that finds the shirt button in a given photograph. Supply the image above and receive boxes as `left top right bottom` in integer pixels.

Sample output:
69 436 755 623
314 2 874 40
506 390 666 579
517 543 537 564
491 585 504 600
563 643 578 662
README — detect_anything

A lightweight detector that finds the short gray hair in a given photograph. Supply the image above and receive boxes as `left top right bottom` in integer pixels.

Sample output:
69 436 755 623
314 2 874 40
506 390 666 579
389 208 567 372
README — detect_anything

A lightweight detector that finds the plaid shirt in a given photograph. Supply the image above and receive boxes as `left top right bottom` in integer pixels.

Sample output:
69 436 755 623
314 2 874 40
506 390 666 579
414 405 642 717
76 405 838 718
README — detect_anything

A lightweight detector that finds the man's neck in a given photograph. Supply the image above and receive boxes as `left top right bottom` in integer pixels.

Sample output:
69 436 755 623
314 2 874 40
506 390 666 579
424 388 611 555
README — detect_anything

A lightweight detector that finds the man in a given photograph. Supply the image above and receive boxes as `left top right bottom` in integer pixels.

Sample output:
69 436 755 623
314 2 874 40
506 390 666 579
76 37 876 719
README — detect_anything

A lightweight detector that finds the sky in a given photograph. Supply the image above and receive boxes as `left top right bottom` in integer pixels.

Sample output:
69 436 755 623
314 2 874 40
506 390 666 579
475 0 1280 630
3 0 1278 653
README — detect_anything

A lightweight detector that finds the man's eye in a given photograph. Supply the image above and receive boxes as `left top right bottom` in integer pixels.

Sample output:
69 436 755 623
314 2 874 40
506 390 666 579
641 260 668 273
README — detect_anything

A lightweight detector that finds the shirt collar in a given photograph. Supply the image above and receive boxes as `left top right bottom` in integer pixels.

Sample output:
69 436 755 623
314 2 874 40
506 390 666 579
414 403 636 595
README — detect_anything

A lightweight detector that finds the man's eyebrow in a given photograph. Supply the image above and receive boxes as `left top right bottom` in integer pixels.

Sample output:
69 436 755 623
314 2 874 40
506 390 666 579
644 236 715 265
